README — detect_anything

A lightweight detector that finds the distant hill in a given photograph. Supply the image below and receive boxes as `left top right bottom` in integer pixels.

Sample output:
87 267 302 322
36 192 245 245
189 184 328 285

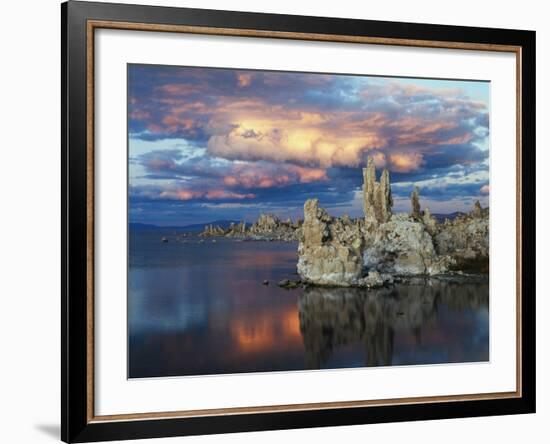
129 223 160 230
131 214 466 232
176 220 242 232
129 220 242 232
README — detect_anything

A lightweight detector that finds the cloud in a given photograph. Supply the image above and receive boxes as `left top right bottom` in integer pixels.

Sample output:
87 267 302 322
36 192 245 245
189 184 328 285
127 66 490 225
137 149 328 186
131 148 333 211
237 73 253 87
155 83 201 96
480 184 490 194
391 167 490 202
223 164 327 189
206 120 385 168
388 152 425 173
129 67 489 171
159 189 256 201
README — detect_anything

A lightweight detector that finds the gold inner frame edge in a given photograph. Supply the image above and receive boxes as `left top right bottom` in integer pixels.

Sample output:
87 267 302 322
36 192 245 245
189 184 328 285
85 19 523 423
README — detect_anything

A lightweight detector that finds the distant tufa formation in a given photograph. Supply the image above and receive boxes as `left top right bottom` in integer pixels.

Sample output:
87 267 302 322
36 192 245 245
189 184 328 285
200 214 301 241
297 156 489 287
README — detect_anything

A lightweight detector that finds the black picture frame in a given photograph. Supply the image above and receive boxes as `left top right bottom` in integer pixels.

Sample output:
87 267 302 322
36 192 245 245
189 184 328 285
61 1 536 442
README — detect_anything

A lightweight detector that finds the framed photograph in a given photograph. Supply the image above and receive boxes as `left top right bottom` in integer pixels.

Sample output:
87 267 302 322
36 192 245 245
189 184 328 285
61 1 535 442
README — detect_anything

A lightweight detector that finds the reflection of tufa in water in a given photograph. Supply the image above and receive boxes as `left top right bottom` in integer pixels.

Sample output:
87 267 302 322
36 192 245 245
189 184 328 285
297 156 489 286
298 278 489 368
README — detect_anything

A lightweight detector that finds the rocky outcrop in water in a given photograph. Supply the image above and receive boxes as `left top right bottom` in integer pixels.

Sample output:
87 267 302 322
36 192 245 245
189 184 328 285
200 224 227 237
297 156 489 286
226 221 247 236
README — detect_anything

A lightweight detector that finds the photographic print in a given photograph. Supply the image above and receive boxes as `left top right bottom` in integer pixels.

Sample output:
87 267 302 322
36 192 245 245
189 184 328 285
127 64 490 379
62 5 535 440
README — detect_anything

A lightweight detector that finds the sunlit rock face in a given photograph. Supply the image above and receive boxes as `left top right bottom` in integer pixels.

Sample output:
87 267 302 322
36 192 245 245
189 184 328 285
297 156 489 286
297 199 364 286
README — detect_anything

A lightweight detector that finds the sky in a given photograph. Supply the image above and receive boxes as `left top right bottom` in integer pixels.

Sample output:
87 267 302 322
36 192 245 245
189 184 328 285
128 64 490 226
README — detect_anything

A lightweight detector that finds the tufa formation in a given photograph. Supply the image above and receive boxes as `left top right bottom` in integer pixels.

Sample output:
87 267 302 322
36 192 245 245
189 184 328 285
363 157 392 224
298 156 489 286
200 214 301 241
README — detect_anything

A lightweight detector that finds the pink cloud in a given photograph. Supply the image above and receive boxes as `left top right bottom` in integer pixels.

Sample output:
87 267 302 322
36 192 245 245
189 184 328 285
162 115 196 131
222 164 327 189
388 152 424 173
159 189 256 201
237 73 252 87
130 110 149 120
134 75 487 172
156 84 200 96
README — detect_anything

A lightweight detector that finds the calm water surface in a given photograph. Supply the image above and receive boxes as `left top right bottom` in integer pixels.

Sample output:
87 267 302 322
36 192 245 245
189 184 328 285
128 229 489 378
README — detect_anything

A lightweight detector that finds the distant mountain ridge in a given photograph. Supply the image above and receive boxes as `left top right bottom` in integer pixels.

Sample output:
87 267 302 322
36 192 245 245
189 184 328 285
130 213 464 232
129 220 241 232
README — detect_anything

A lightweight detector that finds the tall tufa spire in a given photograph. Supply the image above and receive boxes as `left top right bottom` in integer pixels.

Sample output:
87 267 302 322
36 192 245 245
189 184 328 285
411 186 421 219
362 156 393 224
472 200 483 218
379 169 393 221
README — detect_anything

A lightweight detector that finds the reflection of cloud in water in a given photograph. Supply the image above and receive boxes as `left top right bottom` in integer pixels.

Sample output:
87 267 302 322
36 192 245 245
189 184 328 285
230 308 302 353
298 279 489 369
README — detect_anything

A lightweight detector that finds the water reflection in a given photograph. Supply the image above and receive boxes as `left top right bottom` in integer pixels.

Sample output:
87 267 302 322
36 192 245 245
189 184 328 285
128 230 489 378
298 279 489 369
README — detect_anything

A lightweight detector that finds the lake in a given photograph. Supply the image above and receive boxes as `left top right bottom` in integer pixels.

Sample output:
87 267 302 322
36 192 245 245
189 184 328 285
128 229 489 378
